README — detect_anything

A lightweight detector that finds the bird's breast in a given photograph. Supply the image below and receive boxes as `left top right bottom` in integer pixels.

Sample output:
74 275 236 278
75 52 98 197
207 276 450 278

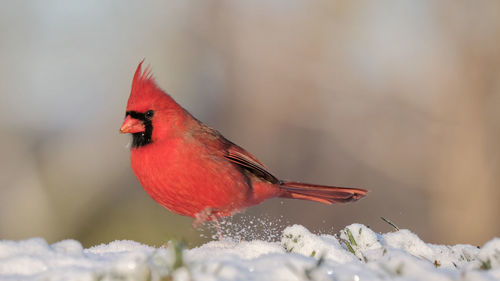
130 138 253 217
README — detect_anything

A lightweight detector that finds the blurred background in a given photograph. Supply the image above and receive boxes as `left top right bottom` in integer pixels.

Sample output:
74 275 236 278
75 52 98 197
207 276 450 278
1 1 499 248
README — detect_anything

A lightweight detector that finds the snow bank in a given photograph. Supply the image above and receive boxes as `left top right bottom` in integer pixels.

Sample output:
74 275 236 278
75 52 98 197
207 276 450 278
0 224 499 281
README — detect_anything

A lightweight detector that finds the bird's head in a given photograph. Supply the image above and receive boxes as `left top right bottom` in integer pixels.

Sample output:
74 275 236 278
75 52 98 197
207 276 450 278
120 61 184 148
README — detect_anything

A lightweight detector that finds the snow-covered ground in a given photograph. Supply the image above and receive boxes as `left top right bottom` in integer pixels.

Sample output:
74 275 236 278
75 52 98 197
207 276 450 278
0 224 499 281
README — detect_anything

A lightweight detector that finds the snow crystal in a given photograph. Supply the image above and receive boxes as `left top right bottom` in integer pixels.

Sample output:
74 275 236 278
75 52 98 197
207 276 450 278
51 239 84 256
383 229 435 260
188 239 284 260
282 224 356 263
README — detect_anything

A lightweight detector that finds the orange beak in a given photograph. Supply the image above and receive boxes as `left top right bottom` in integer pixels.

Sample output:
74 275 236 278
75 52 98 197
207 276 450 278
120 115 145 134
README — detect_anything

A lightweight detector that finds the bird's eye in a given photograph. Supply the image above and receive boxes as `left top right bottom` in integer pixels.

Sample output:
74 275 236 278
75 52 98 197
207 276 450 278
145 110 154 119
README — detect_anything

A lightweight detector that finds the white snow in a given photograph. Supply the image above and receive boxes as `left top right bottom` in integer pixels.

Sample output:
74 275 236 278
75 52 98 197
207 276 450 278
0 224 499 281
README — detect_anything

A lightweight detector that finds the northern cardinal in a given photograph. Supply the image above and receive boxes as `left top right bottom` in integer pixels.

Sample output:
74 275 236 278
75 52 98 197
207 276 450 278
120 62 367 223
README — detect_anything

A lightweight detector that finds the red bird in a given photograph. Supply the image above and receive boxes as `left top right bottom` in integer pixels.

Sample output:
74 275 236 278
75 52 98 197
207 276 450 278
120 62 367 223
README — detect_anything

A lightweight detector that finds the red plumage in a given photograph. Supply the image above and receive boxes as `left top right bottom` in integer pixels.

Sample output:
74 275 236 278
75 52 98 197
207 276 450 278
120 62 367 221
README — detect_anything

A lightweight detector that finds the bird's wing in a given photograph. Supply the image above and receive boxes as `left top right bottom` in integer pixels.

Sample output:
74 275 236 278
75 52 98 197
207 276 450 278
224 145 280 184
194 121 280 184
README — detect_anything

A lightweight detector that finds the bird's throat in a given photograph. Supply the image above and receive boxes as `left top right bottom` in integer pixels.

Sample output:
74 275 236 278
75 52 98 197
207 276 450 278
131 128 153 148
126 111 153 148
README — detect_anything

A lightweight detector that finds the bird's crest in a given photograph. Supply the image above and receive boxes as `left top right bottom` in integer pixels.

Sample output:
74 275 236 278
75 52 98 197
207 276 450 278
133 59 155 85
126 60 173 112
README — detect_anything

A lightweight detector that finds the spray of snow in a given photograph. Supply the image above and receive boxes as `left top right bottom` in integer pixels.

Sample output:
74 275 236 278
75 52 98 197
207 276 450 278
198 213 289 242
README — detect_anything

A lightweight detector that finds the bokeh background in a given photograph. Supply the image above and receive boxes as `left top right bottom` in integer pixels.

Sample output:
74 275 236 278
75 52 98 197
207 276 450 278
1 1 499 248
